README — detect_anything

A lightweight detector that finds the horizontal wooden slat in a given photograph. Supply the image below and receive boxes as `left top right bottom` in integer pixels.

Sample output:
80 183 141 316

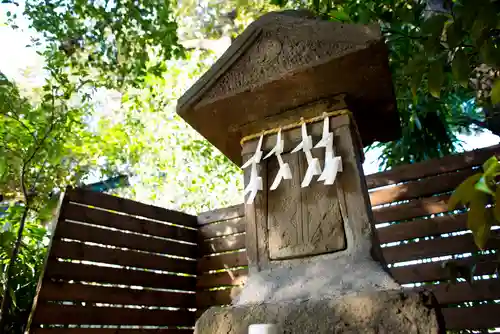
197 204 245 225
442 304 500 330
197 268 248 289
366 145 500 189
376 213 468 244
56 221 195 258
197 251 248 273
64 203 197 243
369 168 475 207
390 254 498 284
32 329 192 334
39 280 196 307
383 230 500 264
420 279 500 305
373 194 450 223
51 240 196 274
199 217 246 239
66 188 197 227
32 303 195 326
45 261 195 291
200 233 246 254
196 289 232 309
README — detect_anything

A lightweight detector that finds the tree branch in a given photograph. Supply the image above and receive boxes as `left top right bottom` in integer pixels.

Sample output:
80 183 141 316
21 90 59 201
1 113 37 141
0 94 59 330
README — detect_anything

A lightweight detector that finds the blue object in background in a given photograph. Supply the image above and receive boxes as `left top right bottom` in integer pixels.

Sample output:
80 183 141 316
0 175 129 217
82 174 130 193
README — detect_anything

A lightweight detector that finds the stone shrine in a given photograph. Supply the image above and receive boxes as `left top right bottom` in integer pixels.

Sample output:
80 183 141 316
178 10 443 334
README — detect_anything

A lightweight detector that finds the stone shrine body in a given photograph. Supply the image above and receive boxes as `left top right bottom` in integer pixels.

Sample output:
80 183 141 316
178 10 443 334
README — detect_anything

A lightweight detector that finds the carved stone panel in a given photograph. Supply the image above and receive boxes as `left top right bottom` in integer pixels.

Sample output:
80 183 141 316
267 148 346 260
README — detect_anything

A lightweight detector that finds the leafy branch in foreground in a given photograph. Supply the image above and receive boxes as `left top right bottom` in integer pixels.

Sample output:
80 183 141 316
449 155 500 250
445 155 500 296
0 69 134 331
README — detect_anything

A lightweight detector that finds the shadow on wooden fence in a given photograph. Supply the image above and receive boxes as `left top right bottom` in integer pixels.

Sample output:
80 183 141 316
28 145 500 333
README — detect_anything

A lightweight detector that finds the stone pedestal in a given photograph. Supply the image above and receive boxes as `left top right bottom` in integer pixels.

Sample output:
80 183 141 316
195 290 443 334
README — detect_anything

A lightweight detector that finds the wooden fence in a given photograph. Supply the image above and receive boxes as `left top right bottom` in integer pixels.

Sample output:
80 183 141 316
28 188 198 333
196 145 500 332
28 145 500 333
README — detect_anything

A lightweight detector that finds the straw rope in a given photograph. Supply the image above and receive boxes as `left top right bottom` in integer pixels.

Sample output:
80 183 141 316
240 108 360 146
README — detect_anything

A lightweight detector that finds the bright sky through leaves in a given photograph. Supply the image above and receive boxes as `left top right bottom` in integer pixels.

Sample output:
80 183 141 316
1 3 499 204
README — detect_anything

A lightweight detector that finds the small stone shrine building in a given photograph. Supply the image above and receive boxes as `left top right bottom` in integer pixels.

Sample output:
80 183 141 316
178 10 443 334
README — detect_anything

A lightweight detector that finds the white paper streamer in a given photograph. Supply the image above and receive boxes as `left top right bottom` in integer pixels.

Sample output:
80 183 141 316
242 135 264 204
292 123 321 188
264 129 292 191
315 115 342 185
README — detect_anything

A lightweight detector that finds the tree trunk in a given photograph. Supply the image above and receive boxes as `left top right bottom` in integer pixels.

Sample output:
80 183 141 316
0 204 30 331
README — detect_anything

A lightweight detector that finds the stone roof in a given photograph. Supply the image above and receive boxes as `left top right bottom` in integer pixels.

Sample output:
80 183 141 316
177 11 400 165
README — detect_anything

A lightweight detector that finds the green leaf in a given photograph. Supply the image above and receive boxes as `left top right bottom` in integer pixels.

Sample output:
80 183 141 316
423 37 441 56
477 3 498 29
0 160 6 181
329 10 351 22
396 7 414 22
422 14 448 37
405 56 425 75
312 0 320 11
475 176 494 195
411 70 424 98
471 18 487 46
451 50 470 88
448 173 483 210
473 216 492 250
494 188 500 222
446 21 463 48
480 41 500 67
492 79 500 105
428 59 445 98
482 155 499 174
467 191 489 242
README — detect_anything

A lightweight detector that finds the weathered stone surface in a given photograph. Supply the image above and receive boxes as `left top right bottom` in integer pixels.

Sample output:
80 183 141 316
243 114 386 271
266 149 346 260
177 11 400 166
195 290 444 334
234 253 399 305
